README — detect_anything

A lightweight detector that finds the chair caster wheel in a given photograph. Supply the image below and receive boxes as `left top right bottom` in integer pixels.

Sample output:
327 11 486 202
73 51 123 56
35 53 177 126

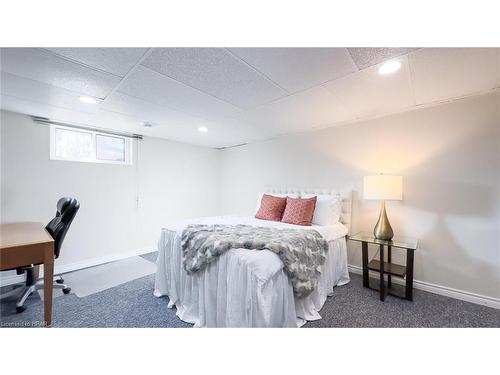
16 306 26 313
62 287 71 294
56 278 64 284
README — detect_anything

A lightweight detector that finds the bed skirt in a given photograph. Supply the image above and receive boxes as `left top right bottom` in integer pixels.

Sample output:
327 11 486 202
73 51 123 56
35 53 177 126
154 229 350 327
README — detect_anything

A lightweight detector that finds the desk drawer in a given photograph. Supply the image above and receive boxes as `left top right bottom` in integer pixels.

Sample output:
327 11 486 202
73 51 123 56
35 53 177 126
0 244 47 270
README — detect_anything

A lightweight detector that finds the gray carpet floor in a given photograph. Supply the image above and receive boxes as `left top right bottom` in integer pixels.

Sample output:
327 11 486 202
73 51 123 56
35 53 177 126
1 252 499 328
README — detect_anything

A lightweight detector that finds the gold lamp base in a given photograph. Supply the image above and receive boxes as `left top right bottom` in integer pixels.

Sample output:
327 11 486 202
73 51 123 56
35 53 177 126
373 200 394 241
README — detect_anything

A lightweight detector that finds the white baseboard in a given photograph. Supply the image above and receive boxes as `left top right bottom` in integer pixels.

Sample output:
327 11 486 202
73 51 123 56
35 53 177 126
348 264 500 310
0 248 155 287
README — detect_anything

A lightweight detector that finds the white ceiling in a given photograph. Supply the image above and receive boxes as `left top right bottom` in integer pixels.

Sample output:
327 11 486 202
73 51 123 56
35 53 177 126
1 47 499 148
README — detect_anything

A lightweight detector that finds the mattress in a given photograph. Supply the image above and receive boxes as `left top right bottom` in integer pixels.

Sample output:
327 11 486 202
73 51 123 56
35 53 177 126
154 216 350 327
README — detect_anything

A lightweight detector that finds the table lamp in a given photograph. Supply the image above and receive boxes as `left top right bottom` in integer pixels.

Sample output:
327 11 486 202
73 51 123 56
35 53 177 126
363 175 403 240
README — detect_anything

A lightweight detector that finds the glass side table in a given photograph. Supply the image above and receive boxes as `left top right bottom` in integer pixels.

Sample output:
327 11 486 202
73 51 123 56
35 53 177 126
349 232 418 301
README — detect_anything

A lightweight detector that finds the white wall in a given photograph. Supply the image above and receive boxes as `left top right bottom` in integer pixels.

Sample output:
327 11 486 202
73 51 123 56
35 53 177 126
218 92 500 301
1 110 219 279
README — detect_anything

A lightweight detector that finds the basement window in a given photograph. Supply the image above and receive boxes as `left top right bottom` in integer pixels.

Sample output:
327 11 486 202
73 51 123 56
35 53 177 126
50 124 132 165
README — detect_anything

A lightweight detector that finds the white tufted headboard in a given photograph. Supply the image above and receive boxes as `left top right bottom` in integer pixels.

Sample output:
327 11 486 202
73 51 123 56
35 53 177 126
264 187 353 235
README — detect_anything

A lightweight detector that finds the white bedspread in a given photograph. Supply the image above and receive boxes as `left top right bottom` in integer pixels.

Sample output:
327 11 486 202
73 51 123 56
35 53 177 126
154 216 350 327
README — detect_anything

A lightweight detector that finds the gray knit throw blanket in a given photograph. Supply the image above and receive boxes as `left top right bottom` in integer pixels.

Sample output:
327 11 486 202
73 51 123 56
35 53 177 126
181 224 328 297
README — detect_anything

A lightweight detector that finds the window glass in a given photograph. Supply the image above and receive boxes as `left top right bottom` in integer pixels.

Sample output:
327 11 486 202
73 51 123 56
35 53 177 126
96 134 125 162
50 125 131 165
55 127 93 160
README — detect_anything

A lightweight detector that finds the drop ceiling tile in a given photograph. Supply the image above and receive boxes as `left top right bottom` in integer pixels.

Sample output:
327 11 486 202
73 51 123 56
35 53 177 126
1 94 54 119
1 72 100 114
323 55 414 119
0 94 138 133
1 94 73 122
44 48 148 77
1 92 275 149
348 48 418 69
89 111 245 148
222 117 277 144
409 48 499 104
0 48 120 99
228 48 358 93
142 48 287 109
1 93 179 139
102 91 205 127
93 109 200 144
118 65 240 119
163 117 276 149
103 93 275 147
234 85 350 134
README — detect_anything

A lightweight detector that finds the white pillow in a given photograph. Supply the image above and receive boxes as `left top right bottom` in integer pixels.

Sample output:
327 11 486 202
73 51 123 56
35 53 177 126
301 193 342 226
255 192 299 214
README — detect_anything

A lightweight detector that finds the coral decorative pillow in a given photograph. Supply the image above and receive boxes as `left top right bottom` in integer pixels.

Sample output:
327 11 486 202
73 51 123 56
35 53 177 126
255 194 287 221
281 196 317 226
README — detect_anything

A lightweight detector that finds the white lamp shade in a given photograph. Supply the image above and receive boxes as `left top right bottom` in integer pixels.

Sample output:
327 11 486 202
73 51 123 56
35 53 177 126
364 175 403 201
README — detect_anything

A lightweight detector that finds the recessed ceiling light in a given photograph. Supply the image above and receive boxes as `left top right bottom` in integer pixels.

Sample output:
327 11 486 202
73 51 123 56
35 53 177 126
198 126 208 133
378 60 401 75
79 96 98 104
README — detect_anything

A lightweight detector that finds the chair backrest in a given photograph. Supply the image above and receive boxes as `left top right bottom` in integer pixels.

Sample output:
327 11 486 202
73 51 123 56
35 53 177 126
45 197 80 259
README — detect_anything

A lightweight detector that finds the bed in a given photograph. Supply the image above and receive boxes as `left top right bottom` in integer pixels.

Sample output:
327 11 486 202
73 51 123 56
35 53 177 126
154 188 352 327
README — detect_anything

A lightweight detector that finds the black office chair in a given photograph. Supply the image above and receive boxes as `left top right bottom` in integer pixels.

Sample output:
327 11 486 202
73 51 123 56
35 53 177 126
13 197 80 312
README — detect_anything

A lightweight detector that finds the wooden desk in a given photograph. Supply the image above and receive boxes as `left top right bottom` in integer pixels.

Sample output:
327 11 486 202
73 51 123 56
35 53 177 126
1 222 54 327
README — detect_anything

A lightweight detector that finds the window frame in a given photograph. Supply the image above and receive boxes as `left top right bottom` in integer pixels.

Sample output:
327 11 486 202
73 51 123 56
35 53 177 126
49 124 132 165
